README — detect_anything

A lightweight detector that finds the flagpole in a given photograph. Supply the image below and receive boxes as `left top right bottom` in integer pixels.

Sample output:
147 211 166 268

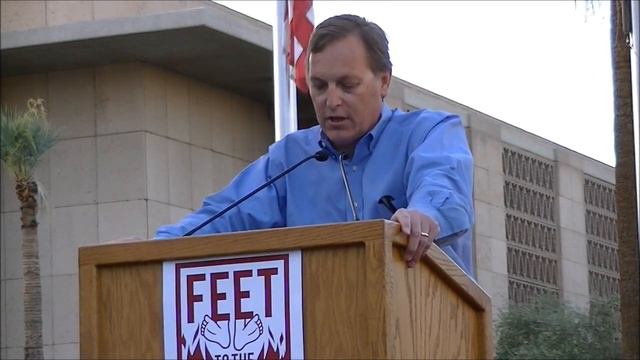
288 66 298 137
273 0 298 141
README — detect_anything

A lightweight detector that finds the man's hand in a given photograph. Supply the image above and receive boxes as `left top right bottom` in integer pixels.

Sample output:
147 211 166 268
391 209 440 268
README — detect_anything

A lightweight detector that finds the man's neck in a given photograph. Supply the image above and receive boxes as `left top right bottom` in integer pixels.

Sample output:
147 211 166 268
335 142 355 157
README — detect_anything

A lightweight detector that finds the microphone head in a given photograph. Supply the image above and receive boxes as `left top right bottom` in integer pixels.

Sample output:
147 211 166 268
314 150 330 162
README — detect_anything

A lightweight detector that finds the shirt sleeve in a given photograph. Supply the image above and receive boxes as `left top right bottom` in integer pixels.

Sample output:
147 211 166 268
404 113 474 238
154 153 286 239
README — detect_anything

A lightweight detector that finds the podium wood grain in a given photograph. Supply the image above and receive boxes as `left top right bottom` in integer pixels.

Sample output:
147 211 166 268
79 220 492 359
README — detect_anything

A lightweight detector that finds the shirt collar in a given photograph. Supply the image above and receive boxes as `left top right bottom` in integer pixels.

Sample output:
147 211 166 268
367 103 394 151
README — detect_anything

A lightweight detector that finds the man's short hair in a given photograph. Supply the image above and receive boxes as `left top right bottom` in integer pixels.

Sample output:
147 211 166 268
308 14 392 74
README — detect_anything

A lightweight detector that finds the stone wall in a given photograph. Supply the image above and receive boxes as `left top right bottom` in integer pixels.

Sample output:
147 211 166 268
0 62 273 359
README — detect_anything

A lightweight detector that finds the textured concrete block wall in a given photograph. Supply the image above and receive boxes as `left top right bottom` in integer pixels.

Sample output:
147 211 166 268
555 149 589 308
0 62 272 358
467 117 510 317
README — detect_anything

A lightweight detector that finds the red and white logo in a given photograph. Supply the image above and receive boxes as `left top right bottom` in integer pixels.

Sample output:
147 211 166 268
163 252 303 360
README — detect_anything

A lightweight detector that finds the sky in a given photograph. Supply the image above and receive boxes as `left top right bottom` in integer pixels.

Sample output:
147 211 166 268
216 0 614 165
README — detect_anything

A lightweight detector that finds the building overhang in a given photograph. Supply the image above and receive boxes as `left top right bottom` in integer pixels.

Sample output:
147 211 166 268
1 5 276 104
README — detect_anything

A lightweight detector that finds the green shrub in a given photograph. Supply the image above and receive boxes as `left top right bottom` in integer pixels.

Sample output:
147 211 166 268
495 295 621 359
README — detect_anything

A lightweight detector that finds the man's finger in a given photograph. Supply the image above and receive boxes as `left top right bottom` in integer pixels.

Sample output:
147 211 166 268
391 209 441 267
406 212 423 263
391 209 411 235
413 227 432 265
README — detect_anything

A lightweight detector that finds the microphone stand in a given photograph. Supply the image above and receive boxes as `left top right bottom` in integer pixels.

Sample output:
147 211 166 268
183 151 329 236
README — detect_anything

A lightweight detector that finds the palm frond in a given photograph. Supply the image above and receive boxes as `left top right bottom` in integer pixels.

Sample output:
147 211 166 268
0 99 58 182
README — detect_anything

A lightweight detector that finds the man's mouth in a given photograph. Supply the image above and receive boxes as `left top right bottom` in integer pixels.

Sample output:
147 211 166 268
326 116 347 123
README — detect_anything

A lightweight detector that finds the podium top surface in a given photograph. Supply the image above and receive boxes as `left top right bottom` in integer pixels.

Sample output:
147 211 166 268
79 220 490 310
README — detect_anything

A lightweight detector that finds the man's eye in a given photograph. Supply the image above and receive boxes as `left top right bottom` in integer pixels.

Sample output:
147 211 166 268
312 82 327 91
342 83 358 91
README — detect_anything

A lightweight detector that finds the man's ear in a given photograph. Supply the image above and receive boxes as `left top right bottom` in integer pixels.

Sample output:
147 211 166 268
379 71 391 98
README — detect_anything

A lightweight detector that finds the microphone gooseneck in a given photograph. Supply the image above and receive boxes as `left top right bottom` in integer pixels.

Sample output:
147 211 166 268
339 153 359 221
183 150 330 236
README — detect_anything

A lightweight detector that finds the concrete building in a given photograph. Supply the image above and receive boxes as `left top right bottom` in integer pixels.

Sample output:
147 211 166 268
0 1 619 358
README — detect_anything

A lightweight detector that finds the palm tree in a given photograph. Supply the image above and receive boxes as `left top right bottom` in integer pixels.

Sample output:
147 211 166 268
610 1 640 358
0 98 58 360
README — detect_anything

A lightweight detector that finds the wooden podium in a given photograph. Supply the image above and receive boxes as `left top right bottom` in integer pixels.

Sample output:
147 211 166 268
79 220 492 359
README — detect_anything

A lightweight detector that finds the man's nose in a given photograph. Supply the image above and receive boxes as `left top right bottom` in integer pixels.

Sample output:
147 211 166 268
326 87 342 108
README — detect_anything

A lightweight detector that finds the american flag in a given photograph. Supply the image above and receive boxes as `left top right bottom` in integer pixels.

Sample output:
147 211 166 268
285 0 314 93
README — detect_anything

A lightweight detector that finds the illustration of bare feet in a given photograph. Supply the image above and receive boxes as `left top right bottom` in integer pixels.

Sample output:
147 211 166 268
200 315 231 349
233 314 263 351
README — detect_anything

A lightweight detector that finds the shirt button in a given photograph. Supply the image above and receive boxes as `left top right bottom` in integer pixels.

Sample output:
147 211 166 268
354 202 358 208
352 165 357 171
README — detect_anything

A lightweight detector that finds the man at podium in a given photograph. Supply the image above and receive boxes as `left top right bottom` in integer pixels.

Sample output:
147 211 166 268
155 14 475 277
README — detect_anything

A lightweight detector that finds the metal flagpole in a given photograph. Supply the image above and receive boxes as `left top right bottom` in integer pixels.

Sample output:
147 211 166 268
273 0 298 141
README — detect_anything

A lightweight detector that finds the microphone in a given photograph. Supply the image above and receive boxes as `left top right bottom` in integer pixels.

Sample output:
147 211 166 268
183 150 330 236
378 195 398 214
377 194 467 247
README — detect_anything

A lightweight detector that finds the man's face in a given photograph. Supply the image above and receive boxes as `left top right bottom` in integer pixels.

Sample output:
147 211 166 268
307 35 391 154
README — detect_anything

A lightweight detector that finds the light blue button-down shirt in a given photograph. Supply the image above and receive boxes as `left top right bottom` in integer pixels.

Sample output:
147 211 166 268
156 105 475 276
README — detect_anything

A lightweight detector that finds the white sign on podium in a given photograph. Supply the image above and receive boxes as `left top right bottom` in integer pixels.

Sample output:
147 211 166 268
163 251 304 360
